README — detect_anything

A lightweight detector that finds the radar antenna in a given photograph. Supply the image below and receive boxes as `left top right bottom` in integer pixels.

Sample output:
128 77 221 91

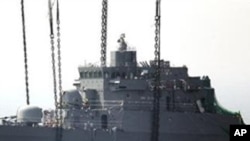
117 33 127 51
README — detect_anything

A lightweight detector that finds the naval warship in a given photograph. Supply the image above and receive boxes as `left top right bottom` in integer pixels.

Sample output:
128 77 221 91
0 0 244 141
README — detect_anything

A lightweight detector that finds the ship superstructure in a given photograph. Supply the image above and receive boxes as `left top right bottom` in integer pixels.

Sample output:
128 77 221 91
0 34 243 141
0 0 244 141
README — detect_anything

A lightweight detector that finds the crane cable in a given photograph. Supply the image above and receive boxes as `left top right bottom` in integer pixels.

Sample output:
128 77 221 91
48 0 59 127
56 0 63 140
56 0 63 128
101 0 108 67
151 0 161 141
49 1 63 140
21 0 30 105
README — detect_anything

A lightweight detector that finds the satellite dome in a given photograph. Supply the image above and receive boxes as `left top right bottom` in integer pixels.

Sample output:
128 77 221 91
17 105 42 124
62 90 83 108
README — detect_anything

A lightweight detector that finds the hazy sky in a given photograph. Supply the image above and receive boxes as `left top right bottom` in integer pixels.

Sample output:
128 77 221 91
0 0 249 123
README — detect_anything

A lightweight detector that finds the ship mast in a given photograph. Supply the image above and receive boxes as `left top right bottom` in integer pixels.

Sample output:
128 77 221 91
151 0 161 141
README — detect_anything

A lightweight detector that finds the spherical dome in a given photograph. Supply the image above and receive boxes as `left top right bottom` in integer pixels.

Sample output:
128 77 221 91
17 105 42 123
62 90 83 108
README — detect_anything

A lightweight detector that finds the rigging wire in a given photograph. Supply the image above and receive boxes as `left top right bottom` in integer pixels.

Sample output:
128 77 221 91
101 0 108 67
151 0 161 141
21 0 30 105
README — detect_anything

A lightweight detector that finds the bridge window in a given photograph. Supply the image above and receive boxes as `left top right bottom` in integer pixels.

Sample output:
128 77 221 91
80 72 84 78
93 71 96 78
84 72 88 78
89 72 93 78
98 71 102 77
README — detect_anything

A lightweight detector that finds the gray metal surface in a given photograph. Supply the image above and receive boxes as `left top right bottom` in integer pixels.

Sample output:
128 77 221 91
0 35 242 141
0 112 238 141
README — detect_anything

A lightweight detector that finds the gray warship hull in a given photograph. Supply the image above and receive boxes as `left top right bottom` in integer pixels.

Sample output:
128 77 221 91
0 36 243 140
1 0 245 140
0 112 239 141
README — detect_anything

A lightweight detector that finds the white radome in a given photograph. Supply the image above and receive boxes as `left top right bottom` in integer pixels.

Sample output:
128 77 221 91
17 105 42 123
